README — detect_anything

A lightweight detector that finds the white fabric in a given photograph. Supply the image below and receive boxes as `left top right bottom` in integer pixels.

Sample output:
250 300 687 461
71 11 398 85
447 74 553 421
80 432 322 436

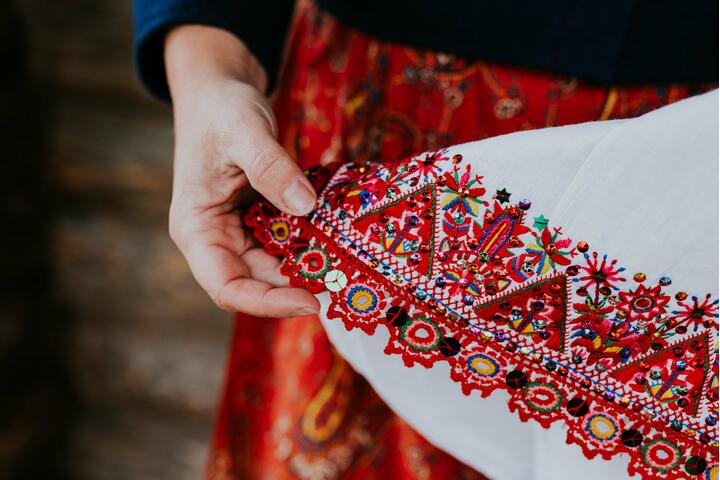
317 91 719 480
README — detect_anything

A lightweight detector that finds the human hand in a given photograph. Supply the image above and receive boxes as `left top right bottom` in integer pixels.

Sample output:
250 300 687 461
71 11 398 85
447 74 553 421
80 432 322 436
165 25 320 317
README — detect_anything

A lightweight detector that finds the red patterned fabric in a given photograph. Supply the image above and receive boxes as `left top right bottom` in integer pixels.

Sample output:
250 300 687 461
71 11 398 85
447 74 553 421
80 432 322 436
207 3 710 479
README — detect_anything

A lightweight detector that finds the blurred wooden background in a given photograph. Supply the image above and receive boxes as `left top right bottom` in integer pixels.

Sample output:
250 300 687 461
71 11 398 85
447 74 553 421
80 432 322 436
2 1 231 478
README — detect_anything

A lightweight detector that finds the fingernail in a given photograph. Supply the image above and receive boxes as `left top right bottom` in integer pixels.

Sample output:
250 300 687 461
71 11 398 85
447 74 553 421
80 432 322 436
291 306 320 317
283 180 316 216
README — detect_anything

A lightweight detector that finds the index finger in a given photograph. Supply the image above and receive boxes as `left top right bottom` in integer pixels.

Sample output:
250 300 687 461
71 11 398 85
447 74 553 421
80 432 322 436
184 240 320 317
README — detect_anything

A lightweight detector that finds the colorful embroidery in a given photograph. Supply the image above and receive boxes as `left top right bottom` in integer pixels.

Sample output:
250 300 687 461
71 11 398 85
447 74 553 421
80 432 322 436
245 149 718 480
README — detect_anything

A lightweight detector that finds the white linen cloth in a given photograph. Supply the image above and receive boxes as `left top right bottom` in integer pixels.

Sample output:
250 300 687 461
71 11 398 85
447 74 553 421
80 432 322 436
317 91 719 480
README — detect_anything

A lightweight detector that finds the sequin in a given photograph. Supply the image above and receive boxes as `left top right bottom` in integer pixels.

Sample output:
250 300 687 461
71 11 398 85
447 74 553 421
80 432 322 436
324 269 348 292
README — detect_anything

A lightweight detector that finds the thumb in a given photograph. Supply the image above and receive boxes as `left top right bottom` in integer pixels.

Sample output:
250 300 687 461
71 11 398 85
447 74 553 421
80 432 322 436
236 104 316 216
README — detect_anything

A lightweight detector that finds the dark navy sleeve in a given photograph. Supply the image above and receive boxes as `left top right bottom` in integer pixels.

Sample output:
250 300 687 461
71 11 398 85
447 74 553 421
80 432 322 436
132 0 294 101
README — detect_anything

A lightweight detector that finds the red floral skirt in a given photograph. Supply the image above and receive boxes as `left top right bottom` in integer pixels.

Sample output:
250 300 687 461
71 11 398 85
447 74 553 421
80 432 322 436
207 3 705 479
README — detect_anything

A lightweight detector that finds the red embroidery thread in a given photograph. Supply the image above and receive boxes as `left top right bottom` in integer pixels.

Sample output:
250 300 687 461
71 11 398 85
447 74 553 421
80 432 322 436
245 150 719 480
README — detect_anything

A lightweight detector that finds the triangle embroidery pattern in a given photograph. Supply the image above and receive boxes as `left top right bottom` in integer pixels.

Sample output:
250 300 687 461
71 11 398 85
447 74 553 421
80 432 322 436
353 184 437 278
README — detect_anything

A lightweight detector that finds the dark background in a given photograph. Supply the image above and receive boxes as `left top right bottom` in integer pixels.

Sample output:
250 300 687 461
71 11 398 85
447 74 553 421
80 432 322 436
1 2 231 478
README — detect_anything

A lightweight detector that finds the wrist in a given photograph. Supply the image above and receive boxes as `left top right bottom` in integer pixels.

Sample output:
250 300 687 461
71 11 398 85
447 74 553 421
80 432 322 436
164 25 268 101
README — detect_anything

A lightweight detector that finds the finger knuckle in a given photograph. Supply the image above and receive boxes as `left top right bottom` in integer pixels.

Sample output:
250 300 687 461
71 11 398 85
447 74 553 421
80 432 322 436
250 99 278 137
247 147 288 189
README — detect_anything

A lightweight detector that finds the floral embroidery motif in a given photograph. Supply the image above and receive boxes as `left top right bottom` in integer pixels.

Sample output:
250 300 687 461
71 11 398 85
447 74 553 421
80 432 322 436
245 149 719 480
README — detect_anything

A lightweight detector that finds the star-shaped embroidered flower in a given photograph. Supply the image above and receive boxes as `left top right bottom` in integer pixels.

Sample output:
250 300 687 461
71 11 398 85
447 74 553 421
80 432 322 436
673 293 719 328
616 284 671 322
533 214 549 231
578 253 626 290
495 188 511 204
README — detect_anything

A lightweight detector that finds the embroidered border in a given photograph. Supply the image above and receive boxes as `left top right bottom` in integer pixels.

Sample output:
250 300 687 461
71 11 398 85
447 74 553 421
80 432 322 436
244 150 719 479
